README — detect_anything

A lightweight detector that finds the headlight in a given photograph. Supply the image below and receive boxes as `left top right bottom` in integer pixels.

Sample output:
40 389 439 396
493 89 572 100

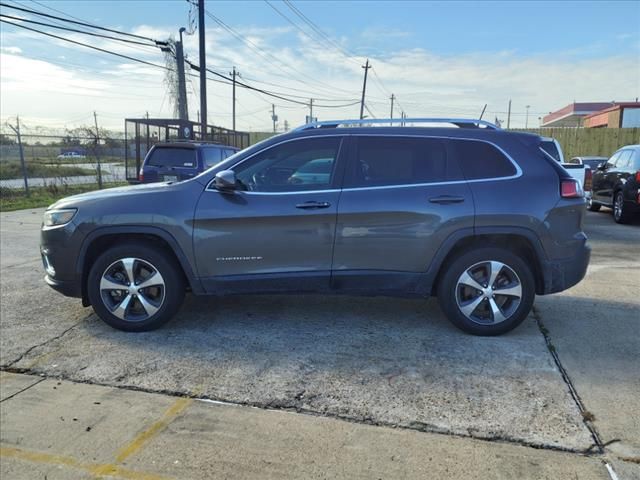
43 208 77 227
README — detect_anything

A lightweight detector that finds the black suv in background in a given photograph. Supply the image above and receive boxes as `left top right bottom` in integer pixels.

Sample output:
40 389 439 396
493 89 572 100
138 142 238 183
589 145 640 223
41 118 590 336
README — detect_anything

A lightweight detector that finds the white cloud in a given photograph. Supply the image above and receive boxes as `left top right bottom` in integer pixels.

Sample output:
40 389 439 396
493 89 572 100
1 46 22 54
1 21 639 131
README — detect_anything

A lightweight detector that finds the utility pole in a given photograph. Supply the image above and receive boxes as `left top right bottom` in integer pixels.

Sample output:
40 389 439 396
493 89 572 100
507 99 512 129
198 0 207 139
479 103 487 120
93 111 103 189
230 66 239 132
309 98 314 123
359 58 371 120
525 105 531 129
176 27 189 121
390 94 395 122
7 116 29 197
271 104 278 133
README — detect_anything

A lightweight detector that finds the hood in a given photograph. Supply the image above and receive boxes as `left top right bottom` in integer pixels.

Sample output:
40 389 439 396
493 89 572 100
49 181 177 210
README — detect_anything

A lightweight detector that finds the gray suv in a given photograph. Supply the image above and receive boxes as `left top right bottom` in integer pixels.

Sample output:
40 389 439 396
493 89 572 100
40 118 590 336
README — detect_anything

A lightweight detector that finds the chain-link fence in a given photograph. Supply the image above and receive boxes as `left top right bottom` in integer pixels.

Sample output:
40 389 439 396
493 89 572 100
0 126 128 205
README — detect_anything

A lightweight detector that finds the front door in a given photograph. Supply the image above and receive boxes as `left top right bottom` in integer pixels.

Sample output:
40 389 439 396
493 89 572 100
193 136 346 293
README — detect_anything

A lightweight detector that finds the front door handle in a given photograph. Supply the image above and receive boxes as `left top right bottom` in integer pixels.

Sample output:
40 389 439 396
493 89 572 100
428 195 465 205
295 201 331 209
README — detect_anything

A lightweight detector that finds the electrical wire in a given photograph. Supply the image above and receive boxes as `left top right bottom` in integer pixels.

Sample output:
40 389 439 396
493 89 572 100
0 2 165 43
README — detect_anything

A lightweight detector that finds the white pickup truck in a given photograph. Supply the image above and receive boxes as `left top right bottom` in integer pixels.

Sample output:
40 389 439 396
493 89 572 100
539 137 591 196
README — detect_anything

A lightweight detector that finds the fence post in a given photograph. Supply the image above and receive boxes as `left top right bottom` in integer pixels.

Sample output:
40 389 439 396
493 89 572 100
7 116 29 197
93 111 103 189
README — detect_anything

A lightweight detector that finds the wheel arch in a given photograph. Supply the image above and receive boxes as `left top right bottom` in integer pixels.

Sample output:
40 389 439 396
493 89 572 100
78 226 204 306
424 227 548 296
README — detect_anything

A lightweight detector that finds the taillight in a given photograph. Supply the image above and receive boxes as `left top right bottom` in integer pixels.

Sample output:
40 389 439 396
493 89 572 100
138 169 144 182
584 168 592 192
561 179 583 198
635 170 640 183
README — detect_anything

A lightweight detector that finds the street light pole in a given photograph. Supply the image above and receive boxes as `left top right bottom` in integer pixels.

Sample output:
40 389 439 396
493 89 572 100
198 0 207 139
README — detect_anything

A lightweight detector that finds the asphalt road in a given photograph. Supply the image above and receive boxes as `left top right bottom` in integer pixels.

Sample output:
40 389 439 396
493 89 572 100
0 206 638 478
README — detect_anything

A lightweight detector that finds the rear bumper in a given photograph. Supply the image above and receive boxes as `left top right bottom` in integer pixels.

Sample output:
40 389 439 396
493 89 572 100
540 243 591 294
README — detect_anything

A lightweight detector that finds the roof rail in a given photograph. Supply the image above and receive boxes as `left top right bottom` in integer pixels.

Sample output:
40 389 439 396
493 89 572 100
293 117 500 132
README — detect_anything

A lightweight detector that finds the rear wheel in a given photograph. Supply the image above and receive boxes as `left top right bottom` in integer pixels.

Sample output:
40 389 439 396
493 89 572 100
613 191 632 224
87 243 185 332
437 248 535 336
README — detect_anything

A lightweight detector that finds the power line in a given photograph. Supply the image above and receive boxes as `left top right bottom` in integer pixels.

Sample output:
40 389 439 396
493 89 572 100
0 19 170 70
0 13 158 47
0 2 165 44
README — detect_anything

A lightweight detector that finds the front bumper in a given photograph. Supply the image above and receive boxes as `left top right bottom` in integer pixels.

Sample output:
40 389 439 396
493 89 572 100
540 243 591 294
44 274 82 298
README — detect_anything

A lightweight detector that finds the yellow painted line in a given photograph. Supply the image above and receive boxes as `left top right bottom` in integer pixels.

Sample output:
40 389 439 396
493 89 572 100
113 397 193 464
0 445 171 480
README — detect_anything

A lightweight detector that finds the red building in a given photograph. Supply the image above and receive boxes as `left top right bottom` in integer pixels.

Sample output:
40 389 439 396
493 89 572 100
583 102 640 128
541 102 614 127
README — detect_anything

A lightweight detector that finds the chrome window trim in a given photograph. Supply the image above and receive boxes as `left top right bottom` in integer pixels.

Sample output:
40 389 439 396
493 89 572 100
205 133 523 194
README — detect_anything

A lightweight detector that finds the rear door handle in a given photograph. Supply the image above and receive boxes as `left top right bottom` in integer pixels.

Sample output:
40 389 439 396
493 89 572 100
295 201 331 209
428 195 465 205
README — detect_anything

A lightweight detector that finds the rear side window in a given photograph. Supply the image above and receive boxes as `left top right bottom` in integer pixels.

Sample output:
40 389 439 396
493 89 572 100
540 141 562 163
616 150 634 169
201 147 224 168
346 136 451 187
450 139 517 180
146 148 196 168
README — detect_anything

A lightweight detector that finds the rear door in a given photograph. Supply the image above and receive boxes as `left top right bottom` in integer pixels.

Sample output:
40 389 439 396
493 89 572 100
143 146 198 182
331 135 474 294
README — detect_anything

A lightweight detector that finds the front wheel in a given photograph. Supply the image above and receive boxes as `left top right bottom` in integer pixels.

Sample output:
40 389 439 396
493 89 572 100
587 196 600 212
437 248 535 336
87 243 185 332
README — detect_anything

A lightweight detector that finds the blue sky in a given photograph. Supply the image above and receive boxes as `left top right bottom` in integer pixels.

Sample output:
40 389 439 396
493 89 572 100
1 0 639 130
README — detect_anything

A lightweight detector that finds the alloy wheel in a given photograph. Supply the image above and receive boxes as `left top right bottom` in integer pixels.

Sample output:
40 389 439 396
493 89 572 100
100 257 165 322
614 193 623 221
455 261 522 325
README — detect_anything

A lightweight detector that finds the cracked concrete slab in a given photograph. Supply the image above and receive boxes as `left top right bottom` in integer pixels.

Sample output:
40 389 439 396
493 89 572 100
0 208 89 367
536 212 640 461
9 295 593 451
1 374 609 480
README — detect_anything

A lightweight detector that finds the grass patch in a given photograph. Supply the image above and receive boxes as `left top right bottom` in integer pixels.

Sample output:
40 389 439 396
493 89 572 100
0 182 128 212
0 160 96 180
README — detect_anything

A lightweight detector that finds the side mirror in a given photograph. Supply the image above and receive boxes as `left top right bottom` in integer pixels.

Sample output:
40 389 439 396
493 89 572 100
596 162 607 171
213 170 237 191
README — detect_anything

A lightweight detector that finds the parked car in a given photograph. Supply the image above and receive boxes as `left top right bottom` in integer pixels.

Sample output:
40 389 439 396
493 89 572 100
41 118 590 336
57 152 86 160
138 142 238 183
589 145 640 223
539 138 590 193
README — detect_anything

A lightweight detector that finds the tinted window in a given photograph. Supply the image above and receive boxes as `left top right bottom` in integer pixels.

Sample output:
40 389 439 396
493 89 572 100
202 147 224 168
234 137 341 192
608 151 622 167
346 136 450 187
451 139 517 179
582 159 605 170
147 148 196 168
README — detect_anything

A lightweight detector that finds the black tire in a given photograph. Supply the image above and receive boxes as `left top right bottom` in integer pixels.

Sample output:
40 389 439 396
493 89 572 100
587 197 601 212
613 191 632 224
437 247 535 336
87 242 185 332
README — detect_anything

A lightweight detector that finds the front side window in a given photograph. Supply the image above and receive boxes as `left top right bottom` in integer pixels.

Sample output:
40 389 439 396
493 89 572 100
451 139 517 180
615 150 633 169
234 137 341 192
147 148 196 168
346 136 450 188
608 151 622 168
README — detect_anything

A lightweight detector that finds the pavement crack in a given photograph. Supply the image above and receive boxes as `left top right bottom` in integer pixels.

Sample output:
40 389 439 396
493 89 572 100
0 377 45 403
532 305 605 454
1 314 90 369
